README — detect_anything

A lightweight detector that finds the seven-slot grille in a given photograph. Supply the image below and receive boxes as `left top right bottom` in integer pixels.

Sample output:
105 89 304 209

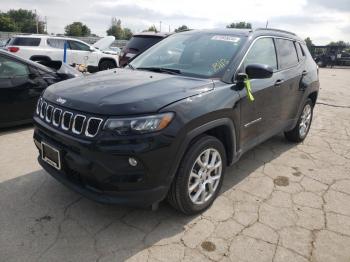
36 98 103 138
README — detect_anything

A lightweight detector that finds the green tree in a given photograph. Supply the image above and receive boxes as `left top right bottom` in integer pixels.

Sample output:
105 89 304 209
123 28 133 40
328 41 348 47
144 25 158 33
65 22 91 36
175 25 189 33
106 18 124 39
0 13 17 31
0 9 45 33
304 37 313 50
226 22 252 29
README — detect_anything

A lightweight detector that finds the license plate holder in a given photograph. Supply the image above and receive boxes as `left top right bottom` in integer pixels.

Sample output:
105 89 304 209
41 142 61 170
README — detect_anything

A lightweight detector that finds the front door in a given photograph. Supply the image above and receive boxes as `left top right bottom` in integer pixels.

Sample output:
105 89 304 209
0 55 46 126
237 37 281 150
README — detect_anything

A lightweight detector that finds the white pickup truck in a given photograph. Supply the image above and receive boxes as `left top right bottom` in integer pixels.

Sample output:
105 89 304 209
6 35 119 72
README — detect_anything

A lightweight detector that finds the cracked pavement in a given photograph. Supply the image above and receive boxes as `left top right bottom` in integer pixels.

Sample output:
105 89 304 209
0 68 349 262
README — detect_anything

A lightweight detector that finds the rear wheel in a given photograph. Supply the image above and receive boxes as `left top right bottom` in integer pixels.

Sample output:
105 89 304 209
284 99 313 142
167 135 226 215
99 60 116 71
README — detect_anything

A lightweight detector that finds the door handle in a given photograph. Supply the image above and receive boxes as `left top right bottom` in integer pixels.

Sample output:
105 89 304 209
274 79 284 86
302 70 308 76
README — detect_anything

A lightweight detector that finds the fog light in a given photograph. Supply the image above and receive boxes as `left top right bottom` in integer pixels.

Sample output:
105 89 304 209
129 157 138 167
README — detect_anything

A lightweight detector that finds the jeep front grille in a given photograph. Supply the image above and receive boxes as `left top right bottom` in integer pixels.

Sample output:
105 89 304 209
37 98 103 138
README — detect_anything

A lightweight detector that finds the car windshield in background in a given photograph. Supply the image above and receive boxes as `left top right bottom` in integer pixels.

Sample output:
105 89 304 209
126 36 163 53
130 33 245 78
9 37 41 46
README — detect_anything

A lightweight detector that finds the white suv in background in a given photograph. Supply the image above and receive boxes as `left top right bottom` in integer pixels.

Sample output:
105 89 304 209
6 35 119 72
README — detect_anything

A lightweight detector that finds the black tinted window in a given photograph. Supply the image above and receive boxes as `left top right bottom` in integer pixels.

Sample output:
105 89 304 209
275 39 298 69
9 37 41 46
47 38 66 49
68 41 90 51
125 36 162 53
244 38 277 70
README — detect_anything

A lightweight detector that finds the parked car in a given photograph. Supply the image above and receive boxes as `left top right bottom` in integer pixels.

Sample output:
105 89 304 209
0 50 81 128
119 32 170 67
5 35 119 72
33 29 319 214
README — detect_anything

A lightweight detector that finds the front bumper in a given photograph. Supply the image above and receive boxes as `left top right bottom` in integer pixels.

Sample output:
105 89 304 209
33 116 177 207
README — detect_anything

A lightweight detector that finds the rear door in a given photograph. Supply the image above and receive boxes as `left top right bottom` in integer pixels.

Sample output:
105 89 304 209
238 37 281 149
274 38 303 123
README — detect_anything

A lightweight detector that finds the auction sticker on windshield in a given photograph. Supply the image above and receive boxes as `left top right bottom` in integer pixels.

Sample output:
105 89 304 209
211 35 240 43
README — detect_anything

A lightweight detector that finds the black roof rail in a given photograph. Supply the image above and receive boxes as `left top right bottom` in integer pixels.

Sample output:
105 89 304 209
254 28 296 36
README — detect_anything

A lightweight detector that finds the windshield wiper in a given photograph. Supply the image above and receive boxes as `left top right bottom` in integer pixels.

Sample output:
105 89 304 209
136 67 182 75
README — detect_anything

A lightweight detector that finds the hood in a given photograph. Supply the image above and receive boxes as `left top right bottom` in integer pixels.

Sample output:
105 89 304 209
93 36 115 50
43 69 214 115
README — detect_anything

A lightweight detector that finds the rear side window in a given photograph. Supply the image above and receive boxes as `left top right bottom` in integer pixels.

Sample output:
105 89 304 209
243 37 277 70
295 42 305 61
125 36 162 53
275 39 298 69
9 37 41 46
47 39 66 49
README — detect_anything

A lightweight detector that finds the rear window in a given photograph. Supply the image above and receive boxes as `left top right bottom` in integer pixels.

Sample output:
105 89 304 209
125 36 163 53
9 37 41 46
275 39 299 69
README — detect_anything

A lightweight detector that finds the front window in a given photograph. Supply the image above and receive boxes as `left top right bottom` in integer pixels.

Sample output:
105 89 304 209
0 56 29 78
68 40 90 51
130 33 245 78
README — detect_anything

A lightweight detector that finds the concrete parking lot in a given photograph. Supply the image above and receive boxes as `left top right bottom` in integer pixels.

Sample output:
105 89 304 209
0 68 349 262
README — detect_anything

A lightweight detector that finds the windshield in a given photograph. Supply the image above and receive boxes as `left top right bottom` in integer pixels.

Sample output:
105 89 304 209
130 33 245 78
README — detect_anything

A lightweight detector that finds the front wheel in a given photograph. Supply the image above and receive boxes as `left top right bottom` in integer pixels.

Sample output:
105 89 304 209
284 99 314 142
167 135 226 215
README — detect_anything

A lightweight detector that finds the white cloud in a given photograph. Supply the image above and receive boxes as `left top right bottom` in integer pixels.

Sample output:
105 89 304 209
1 0 349 44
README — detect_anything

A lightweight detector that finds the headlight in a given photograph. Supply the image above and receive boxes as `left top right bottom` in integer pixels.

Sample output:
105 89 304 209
103 113 174 135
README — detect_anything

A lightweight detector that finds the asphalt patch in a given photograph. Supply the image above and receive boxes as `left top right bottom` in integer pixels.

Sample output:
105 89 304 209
273 176 289 186
201 241 216 252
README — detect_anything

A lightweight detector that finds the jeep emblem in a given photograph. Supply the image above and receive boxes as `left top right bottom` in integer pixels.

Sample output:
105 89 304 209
56 97 67 105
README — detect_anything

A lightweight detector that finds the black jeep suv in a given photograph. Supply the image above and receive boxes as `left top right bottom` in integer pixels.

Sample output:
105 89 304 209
33 29 319 214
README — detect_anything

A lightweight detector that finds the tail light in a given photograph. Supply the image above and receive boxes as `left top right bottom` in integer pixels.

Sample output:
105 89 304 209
7 46 20 53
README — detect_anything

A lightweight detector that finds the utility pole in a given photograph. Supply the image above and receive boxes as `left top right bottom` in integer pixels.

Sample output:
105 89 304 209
34 9 39 34
159 21 162 32
265 20 268 28
169 25 171 32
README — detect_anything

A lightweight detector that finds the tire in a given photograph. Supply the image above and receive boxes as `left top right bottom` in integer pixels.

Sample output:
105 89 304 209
167 135 226 215
99 60 116 71
284 99 313 143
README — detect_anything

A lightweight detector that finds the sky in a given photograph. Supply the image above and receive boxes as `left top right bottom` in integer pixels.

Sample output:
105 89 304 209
2 0 350 44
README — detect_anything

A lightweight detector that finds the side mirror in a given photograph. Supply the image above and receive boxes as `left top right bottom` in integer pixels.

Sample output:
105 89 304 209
89 47 96 52
245 64 273 79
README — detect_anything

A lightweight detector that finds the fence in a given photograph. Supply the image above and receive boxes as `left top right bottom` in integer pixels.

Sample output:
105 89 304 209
0 32 128 48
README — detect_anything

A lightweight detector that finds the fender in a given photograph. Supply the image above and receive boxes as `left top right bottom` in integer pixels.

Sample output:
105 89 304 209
167 118 238 184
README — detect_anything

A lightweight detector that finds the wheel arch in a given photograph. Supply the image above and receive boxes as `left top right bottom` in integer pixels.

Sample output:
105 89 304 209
180 118 237 167
98 58 117 69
